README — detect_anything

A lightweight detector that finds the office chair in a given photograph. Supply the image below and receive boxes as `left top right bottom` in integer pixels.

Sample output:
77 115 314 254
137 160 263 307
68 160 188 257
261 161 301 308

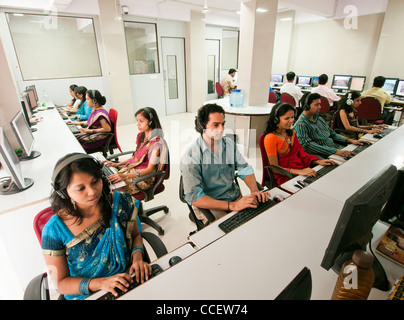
85 108 122 158
356 97 384 126
331 111 359 139
319 96 335 126
106 138 170 236
179 175 216 235
268 90 277 103
280 93 296 107
258 134 293 188
24 206 168 300
215 82 224 98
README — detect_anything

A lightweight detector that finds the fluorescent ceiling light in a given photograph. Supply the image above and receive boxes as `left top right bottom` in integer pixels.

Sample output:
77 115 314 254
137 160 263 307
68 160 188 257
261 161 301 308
280 17 292 21
256 8 268 13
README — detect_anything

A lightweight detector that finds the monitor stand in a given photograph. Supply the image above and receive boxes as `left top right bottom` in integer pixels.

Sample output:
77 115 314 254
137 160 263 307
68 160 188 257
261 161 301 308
19 150 41 161
0 177 34 195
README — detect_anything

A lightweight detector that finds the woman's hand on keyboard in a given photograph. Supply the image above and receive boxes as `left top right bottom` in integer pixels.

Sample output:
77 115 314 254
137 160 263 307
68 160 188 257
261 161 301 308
103 160 120 167
293 168 317 177
108 173 124 183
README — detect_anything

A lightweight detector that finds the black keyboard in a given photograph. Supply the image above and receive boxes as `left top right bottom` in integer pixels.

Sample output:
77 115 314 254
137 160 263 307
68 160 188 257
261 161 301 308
67 124 80 134
303 164 338 185
352 143 371 154
379 127 395 137
60 113 68 120
97 264 163 300
218 199 277 233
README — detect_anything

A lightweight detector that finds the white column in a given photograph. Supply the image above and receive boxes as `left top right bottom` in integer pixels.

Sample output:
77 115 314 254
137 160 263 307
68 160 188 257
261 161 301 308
237 0 278 106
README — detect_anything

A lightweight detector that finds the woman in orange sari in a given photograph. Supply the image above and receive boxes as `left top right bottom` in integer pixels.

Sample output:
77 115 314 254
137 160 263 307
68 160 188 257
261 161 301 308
263 102 335 186
104 107 166 194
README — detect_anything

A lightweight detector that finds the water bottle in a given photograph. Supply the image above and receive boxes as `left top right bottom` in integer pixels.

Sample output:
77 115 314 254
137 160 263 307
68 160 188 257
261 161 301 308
331 250 375 300
42 89 49 106
236 89 244 108
229 90 237 107
230 89 244 108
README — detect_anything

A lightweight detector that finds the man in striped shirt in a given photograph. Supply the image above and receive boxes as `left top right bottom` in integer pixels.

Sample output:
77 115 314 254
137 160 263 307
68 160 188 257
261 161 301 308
294 93 368 158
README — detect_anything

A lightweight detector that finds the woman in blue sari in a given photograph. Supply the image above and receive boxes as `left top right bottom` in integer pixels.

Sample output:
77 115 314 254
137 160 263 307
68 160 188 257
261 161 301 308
41 153 151 300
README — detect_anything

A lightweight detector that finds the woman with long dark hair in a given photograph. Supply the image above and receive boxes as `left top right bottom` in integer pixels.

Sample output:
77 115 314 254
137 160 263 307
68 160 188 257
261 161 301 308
263 102 335 186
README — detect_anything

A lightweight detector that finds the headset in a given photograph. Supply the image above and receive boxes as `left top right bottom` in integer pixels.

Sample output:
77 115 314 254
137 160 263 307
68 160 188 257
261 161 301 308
346 92 353 106
143 107 154 126
273 103 284 124
303 94 312 111
90 89 98 105
51 153 105 200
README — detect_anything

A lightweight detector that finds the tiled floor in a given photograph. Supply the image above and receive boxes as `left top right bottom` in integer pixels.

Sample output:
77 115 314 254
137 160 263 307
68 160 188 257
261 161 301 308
116 111 264 254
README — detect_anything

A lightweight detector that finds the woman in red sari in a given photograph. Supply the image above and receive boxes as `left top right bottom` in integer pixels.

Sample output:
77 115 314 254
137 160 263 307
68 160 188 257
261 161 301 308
263 102 335 186
104 107 166 194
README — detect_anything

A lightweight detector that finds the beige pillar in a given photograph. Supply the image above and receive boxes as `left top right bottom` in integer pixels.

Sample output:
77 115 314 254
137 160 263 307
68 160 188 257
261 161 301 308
97 0 134 125
237 0 278 106
185 10 206 113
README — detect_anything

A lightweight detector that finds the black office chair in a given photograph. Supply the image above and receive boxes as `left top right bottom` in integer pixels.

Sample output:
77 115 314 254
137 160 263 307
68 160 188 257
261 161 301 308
106 138 170 236
24 207 168 300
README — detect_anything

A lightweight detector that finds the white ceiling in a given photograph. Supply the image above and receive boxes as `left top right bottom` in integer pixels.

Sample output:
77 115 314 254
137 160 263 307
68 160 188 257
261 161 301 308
0 0 389 25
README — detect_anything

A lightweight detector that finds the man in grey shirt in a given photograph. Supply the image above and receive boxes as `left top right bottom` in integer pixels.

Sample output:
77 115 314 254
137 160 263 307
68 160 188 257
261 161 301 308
180 103 270 224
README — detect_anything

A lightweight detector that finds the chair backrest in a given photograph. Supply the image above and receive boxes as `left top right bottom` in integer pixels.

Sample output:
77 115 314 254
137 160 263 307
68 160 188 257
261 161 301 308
108 108 122 152
33 207 54 244
215 82 224 97
280 93 296 106
258 134 273 189
356 97 382 121
319 96 330 113
268 90 277 103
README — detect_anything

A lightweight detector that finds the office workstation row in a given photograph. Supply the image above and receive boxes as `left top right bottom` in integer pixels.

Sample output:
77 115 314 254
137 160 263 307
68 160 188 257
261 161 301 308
1 87 403 300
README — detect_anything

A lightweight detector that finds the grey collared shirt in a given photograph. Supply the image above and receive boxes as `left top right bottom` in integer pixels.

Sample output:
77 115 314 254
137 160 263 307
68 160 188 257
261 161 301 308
180 136 254 205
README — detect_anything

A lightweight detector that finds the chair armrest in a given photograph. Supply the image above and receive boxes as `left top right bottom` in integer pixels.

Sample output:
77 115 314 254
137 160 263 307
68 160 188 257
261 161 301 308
141 231 168 259
267 165 294 179
132 170 166 202
106 150 135 160
23 273 50 300
334 128 359 140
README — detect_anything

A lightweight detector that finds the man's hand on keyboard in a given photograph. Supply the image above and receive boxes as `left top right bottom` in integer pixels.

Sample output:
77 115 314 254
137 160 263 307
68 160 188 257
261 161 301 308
229 194 260 212
252 190 271 203
350 139 371 145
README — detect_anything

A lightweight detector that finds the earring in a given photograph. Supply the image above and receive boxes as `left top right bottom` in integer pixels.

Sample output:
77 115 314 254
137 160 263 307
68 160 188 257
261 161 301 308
71 199 77 210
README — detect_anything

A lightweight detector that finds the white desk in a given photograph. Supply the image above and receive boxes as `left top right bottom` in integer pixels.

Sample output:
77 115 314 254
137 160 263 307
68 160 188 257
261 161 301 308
0 109 84 214
188 187 291 249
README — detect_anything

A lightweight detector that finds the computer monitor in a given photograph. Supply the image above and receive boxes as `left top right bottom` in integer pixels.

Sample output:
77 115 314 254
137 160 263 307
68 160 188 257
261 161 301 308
311 76 319 87
382 78 398 95
349 76 366 92
321 164 397 291
275 267 312 300
379 167 404 226
296 76 312 88
394 80 404 98
10 111 41 160
331 75 352 91
271 74 284 86
20 97 37 133
26 89 38 111
26 85 38 103
0 127 34 195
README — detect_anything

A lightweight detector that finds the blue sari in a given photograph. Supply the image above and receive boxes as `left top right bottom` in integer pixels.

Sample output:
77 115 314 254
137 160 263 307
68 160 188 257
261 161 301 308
41 191 141 300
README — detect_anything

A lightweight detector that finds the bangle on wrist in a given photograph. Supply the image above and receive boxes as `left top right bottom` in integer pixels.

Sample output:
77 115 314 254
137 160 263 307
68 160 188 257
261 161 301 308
131 246 144 258
79 278 91 295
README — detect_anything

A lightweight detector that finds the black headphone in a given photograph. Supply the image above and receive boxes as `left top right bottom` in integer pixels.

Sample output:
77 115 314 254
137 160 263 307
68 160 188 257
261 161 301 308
51 153 104 200
303 94 312 111
273 103 284 124
90 89 98 105
143 107 153 126
346 92 353 106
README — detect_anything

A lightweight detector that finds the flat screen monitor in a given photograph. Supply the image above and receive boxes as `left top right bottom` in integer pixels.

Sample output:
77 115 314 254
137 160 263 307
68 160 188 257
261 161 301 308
321 164 397 291
20 94 32 120
26 85 38 102
382 78 398 95
26 89 38 110
296 76 312 87
350 76 366 92
331 75 352 91
10 111 41 160
271 74 284 86
311 76 319 87
379 167 404 226
394 80 404 97
0 127 34 194
275 267 312 300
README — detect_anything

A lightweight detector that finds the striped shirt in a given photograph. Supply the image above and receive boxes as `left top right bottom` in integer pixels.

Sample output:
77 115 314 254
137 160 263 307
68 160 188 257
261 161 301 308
294 113 348 157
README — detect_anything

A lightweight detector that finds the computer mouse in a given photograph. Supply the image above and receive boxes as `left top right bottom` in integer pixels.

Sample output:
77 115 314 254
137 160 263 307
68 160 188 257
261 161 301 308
169 256 182 267
373 134 382 139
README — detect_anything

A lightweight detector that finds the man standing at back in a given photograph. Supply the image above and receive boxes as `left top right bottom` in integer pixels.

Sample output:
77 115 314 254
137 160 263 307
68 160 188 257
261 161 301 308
361 76 394 124
311 73 340 109
280 71 303 105
180 103 270 224
220 68 237 95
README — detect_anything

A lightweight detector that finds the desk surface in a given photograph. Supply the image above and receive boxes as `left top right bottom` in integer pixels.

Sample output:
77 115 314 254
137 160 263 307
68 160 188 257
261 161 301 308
0 108 84 214
206 96 275 116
